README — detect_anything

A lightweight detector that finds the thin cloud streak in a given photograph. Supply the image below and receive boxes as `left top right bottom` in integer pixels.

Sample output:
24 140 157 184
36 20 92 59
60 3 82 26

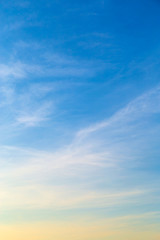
77 85 160 138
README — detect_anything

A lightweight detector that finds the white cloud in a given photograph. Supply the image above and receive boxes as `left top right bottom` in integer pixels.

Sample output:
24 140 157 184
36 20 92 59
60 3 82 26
16 101 53 127
0 63 27 79
0 181 148 210
77 85 160 138
0 52 97 82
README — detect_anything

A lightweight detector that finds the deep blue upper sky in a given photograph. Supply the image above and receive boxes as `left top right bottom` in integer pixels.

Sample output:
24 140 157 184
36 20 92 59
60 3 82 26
0 0 159 135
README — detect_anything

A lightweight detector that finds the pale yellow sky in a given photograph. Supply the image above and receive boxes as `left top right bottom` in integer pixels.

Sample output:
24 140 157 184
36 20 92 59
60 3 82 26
0 221 159 240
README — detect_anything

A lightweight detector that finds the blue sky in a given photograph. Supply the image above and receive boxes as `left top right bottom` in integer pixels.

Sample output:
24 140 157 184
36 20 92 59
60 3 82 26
0 0 160 239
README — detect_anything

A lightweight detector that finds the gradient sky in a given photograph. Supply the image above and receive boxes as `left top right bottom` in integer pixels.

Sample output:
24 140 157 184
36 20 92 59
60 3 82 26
0 0 160 239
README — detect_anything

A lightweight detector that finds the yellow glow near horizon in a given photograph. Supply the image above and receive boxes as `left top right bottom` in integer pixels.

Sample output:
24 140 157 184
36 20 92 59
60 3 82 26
0 222 159 240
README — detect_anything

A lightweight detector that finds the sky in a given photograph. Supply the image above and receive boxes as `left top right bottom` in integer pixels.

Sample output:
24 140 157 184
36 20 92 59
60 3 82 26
0 0 160 239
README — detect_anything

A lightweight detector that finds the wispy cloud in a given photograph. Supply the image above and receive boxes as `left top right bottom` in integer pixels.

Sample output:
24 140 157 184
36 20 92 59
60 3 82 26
16 108 50 127
0 52 98 82
1 84 160 174
0 45 102 128
0 63 27 79
77 84 160 138
0 177 148 210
